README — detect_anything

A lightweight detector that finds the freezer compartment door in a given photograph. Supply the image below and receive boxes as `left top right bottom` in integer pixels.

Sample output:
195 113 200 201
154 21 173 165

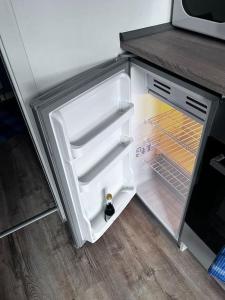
31 59 135 247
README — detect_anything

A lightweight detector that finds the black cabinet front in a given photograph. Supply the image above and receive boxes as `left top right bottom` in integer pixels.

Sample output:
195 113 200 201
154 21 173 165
0 55 55 235
186 137 225 254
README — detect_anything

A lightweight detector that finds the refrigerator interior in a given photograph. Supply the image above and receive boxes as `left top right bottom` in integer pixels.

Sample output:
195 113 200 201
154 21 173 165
131 64 204 239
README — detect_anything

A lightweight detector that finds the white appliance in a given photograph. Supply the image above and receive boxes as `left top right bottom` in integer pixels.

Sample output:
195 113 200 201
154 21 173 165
31 57 215 248
173 0 225 40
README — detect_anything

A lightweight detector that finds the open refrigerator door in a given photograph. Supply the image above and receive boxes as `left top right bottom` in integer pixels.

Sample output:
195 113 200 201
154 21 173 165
31 59 136 247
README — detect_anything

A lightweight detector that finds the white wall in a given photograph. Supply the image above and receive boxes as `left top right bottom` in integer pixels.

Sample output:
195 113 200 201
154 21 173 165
11 0 172 91
0 0 172 217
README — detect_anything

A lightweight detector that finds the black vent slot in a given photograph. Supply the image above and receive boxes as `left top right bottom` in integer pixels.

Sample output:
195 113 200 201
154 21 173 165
186 96 208 109
186 101 207 114
186 96 207 115
153 79 171 95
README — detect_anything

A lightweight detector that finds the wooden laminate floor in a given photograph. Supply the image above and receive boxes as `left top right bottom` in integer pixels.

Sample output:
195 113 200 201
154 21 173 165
0 198 224 300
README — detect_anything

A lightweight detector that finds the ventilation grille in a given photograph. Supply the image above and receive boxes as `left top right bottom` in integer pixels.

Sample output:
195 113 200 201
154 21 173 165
186 96 208 115
153 79 171 95
147 74 209 121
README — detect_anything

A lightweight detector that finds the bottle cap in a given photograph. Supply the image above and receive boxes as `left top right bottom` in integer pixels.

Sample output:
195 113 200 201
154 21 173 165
106 193 112 201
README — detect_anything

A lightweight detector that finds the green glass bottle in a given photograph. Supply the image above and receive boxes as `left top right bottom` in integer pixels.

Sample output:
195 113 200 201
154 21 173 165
104 193 115 222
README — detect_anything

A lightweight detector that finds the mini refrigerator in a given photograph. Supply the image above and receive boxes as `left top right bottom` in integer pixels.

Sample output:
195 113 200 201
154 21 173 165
31 57 217 248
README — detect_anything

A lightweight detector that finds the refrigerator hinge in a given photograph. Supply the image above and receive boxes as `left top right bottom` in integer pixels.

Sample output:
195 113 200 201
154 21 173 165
115 53 136 76
116 53 137 61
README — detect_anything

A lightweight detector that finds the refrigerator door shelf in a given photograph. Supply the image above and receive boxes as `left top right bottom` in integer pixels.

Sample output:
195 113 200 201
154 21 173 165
66 159 135 244
90 186 136 242
72 186 136 244
70 103 134 159
78 139 134 192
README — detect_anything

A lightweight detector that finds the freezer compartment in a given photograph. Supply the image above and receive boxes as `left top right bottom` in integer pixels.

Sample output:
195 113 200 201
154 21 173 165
131 63 204 239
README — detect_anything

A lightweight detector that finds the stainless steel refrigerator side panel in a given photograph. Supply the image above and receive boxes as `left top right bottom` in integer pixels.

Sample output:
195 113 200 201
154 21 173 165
181 223 225 290
181 223 216 269
31 59 130 247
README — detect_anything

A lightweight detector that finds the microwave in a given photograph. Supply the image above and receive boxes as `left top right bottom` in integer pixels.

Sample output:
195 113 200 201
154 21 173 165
172 0 225 41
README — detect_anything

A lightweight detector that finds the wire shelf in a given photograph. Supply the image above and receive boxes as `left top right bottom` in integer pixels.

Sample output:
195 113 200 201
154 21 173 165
147 110 203 154
150 154 191 199
150 129 196 175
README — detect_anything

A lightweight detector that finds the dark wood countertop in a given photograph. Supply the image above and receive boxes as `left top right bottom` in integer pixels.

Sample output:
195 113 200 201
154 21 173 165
120 23 225 96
